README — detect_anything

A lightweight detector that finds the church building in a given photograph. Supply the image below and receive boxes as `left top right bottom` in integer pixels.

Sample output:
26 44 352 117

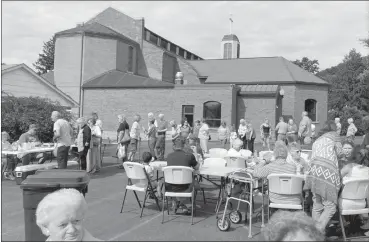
48 7 329 140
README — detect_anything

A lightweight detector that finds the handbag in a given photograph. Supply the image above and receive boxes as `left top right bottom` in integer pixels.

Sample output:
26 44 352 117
117 143 126 159
121 130 131 144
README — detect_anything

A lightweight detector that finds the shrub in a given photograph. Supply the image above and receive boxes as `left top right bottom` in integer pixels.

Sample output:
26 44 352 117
328 106 368 136
1 92 76 142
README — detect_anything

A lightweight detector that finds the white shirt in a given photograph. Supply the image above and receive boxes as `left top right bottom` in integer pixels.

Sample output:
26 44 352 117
238 124 247 137
96 119 103 132
198 123 209 140
130 121 141 140
53 119 73 147
91 125 102 137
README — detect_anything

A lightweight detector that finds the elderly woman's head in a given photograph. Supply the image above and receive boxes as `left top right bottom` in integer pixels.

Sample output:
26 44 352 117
117 114 126 123
347 118 354 124
232 138 243 152
342 140 355 158
36 189 87 241
288 142 302 161
240 119 246 125
262 210 325 241
169 120 177 127
273 142 288 160
76 117 86 128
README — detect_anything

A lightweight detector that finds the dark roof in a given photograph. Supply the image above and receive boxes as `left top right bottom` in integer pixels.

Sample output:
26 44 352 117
2 64 20 71
55 22 138 45
82 70 175 88
222 34 239 42
188 57 329 86
239 84 278 93
41 71 55 85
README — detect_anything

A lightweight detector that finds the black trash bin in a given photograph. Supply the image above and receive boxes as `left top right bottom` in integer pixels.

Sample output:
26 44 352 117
20 169 90 242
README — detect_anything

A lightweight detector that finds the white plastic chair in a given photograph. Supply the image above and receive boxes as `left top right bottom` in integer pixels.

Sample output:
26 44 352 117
338 178 369 241
225 156 247 168
162 166 196 225
121 162 161 217
209 148 228 158
266 174 305 220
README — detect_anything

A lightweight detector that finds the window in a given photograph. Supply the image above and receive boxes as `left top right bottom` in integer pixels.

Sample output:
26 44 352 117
128 46 134 72
162 53 176 83
178 48 185 58
237 43 240 58
223 43 232 59
170 43 177 54
186 52 192 60
182 105 194 126
203 101 221 128
149 32 158 45
160 38 168 49
305 99 317 122
145 30 150 41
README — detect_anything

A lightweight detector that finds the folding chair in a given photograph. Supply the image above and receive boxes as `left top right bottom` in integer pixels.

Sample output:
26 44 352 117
120 162 161 217
338 178 369 241
267 174 305 220
162 166 196 225
209 148 228 159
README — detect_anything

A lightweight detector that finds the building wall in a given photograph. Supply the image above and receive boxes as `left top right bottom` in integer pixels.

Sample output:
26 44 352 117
294 84 329 132
237 96 276 142
86 8 144 46
280 85 296 119
141 41 200 84
82 85 232 140
1 68 73 107
117 40 137 73
83 36 117 82
54 35 83 103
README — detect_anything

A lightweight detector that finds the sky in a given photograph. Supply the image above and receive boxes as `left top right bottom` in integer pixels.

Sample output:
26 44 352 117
1 1 368 70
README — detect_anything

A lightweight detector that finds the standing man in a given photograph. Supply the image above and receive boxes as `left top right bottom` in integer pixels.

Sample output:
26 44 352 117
298 111 312 145
128 114 142 162
156 114 168 160
51 111 73 169
275 117 288 144
335 118 341 136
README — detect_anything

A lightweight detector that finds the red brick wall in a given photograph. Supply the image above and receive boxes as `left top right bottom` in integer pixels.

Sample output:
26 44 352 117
82 85 232 140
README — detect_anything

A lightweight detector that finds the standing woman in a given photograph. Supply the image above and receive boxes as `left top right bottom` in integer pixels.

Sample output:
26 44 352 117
192 120 201 145
128 114 142 162
170 120 181 147
180 118 191 140
117 115 129 169
76 118 91 171
198 119 210 154
156 114 168 161
245 122 256 154
304 120 342 233
260 118 272 151
287 118 298 144
86 119 102 173
145 119 157 158
238 119 248 149
218 121 229 149
346 118 358 142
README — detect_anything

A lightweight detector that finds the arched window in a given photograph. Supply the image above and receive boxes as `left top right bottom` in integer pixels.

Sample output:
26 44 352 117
128 46 134 72
203 101 221 127
223 43 232 59
305 99 317 122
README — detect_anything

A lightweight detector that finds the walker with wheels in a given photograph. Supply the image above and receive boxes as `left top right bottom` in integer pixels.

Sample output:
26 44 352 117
216 170 265 238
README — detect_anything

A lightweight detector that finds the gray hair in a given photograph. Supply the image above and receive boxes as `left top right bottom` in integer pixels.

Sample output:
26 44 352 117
36 189 87 236
302 111 308 116
158 114 164 118
118 114 126 121
262 210 324 241
51 111 61 119
335 117 340 122
348 118 354 123
232 139 243 150
76 117 86 124
273 142 288 159
169 120 176 127
148 112 154 117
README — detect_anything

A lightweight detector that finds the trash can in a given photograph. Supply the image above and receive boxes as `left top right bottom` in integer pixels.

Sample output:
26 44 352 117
20 169 90 242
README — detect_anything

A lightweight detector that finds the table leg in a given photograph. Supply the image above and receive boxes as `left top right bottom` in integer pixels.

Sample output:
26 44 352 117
261 179 265 227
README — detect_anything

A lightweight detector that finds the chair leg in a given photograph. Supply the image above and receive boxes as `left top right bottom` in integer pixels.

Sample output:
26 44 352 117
191 192 195 225
339 214 347 241
120 189 128 213
162 196 165 224
267 203 270 222
140 191 148 218
133 191 142 208
166 197 170 215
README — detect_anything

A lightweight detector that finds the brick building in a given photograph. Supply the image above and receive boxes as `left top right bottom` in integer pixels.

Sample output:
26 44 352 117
48 7 329 141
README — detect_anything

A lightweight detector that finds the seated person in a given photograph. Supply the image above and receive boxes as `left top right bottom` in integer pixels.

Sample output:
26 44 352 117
140 152 162 199
338 140 355 170
183 134 203 162
287 142 310 174
252 143 300 204
227 138 244 157
166 137 199 214
18 124 48 165
36 188 101 241
2 131 18 180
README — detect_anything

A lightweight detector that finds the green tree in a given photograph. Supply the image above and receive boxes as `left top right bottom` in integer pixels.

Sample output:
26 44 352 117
33 35 55 75
292 57 320 74
1 92 75 142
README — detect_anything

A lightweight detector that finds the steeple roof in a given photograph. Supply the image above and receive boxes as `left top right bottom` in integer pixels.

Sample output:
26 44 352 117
222 34 239 42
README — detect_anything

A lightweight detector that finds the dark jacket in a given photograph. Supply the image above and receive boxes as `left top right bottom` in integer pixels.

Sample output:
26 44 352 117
82 124 92 148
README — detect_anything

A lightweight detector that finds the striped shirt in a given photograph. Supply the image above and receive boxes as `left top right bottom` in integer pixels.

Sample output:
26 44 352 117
252 159 301 204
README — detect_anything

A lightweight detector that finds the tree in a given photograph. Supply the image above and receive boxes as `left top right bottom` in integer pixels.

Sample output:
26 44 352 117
292 57 320 74
33 35 55 75
1 92 75 142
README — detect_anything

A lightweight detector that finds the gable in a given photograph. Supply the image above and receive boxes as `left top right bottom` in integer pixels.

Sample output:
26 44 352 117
2 67 76 107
